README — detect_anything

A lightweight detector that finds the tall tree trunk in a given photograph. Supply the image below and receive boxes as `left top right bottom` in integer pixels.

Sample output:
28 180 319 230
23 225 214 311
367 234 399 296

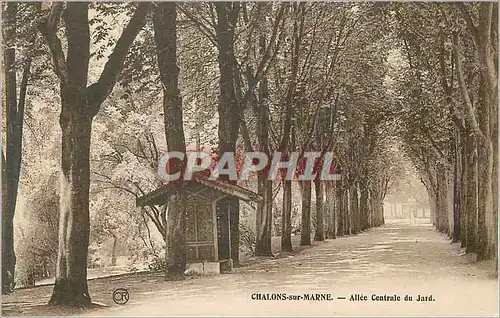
277 3 300 252
377 196 383 225
42 2 149 304
324 182 336 239
166 198 187 280
459 128 468 247
279 114 296 252
374 185 384 227
455 4 497 259
424 165 439 230
215 2 241 266
255 175 273 255
368 187 374 227
359 182 369 230
110 233 118 266
436 168 449 234
1 150 15 295
349 184 359 234
355 184 362 228
491 93 498 270
2 2 17 293
369 186 378 227
428 190 436 226
331 183 337 239
48 2 93 305
323 196 331 239
434 188 440 230
300 180 312 245
281 179 293 251
229 199 240 266
343 187 350 235
214 1 239 149
452 126 461 243
314 179 324 241
154 2 188 280
216 198 230 263
331 184 337 238
475 1 497 263
476 138 493 261
475 75 494 260
336 185 344 237
49 111 92 306
465 132 478 254
254 49 273 256
2 2 29 294
447 176 454 238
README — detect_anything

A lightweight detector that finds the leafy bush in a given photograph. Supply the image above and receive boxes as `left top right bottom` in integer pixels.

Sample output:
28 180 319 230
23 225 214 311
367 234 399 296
147 255 166 272
15 172 59 287
239 222 256 256
16 250 53 288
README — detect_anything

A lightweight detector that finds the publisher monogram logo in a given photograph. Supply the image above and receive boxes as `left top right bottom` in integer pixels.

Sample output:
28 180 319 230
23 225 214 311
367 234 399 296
113 288 129 305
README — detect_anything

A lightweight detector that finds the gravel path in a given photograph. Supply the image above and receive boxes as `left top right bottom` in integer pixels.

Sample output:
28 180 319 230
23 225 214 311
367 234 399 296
2 219 498 316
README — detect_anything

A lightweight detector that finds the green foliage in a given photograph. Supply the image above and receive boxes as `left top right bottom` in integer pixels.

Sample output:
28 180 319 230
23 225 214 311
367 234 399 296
239 222 256 256
147 254 166 272
11 1 497 284
15 172 58 287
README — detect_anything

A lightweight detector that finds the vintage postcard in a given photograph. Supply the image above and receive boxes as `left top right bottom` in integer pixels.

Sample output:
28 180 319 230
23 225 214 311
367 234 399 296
1 1 499 316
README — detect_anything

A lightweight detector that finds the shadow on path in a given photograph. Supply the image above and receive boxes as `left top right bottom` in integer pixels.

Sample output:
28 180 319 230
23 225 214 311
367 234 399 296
2 220 497 316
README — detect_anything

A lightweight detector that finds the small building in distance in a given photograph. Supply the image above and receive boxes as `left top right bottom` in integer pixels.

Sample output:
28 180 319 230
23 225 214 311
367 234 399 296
136 177 262 275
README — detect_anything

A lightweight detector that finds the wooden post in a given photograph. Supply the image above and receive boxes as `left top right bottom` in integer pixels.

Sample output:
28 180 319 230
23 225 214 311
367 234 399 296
227 202 232 267
194 207 199 259
211 200 219 261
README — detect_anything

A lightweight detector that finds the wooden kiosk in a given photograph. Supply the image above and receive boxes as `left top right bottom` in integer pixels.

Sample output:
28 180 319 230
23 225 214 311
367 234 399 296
136 177 261 275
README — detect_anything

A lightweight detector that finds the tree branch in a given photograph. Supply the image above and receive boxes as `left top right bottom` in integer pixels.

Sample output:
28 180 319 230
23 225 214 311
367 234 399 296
64 3 90 89
452 31 485 142
239 120 254 152
456 3 479 46
480 3 493 47
178 4 218 47
87 3 151 114
39 3 68 85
